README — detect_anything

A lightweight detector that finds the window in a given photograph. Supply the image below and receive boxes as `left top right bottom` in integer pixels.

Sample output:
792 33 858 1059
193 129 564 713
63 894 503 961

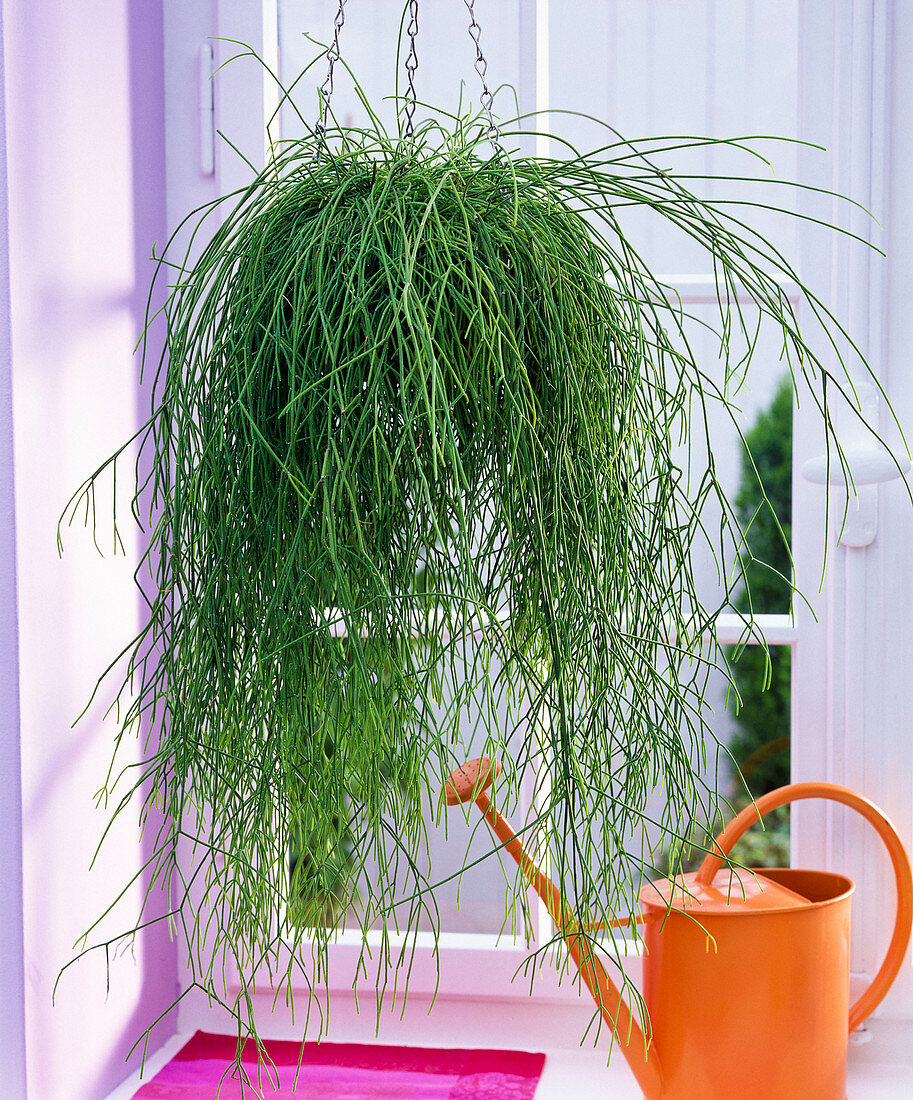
163 0 913 1040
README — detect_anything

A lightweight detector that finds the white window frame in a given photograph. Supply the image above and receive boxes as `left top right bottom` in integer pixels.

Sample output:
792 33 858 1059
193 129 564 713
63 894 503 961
163 0 913 1052
791 1 913 1040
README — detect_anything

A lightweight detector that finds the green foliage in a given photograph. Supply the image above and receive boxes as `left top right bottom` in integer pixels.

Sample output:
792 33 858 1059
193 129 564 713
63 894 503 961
726 798 791 868
734 376 794 611
655 795 791 876
729 376 793 798
288 808 354 927
656 379 794 876
60 87 894 1051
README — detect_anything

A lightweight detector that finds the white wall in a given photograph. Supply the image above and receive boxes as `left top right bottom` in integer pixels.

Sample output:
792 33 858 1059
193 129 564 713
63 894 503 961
3 2 178 1097
0 0 27 1092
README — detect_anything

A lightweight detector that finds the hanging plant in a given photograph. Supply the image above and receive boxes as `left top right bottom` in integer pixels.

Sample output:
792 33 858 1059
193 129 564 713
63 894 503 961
60 1 906 1064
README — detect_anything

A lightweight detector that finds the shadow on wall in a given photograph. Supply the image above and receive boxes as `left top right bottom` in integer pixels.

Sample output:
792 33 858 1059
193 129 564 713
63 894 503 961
0 0 28 1092
85 4 179 1097
4 1 177 1097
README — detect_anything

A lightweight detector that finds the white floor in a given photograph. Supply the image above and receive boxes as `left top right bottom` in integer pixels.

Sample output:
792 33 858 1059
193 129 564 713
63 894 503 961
106 1033 913 1099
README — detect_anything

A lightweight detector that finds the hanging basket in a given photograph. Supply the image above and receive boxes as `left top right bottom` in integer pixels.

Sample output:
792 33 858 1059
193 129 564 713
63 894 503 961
60 0 907 1063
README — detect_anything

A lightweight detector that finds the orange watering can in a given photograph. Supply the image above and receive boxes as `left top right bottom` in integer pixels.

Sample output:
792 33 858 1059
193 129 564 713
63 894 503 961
443 758 913 1100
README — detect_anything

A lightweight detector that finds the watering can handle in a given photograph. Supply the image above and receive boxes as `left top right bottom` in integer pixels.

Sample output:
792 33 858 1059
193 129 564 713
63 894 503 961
695 781 913 1032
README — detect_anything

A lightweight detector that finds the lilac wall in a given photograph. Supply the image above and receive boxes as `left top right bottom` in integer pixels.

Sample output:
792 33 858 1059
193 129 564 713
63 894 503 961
3 2 177 1097
0 0 27 1095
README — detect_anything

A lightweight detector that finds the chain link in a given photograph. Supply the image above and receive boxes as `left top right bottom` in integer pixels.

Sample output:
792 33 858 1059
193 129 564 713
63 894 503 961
462 0 502 154
313 0 501 156
315 0 347 151
403 0 420 140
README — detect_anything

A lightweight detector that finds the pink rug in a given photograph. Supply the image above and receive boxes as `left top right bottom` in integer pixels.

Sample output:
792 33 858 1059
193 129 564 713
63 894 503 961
132 1031 545 1099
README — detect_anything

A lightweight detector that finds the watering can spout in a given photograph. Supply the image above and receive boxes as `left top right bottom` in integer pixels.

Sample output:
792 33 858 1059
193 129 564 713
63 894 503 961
443 758 665 1100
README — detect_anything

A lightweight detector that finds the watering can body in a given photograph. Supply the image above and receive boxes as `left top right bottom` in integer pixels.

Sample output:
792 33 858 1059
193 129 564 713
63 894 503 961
443 762 913 1100
639 866 854 1099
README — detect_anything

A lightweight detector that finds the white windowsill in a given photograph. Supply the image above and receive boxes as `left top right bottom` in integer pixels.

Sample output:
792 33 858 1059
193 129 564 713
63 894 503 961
104 1031 913 1099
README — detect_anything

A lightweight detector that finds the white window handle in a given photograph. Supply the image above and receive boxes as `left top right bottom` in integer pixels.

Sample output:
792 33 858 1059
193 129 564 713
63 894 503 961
801 448 909 487
799 382 910 548
801 448 910 547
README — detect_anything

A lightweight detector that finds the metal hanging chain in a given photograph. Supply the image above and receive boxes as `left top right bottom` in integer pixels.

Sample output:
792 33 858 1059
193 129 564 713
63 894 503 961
315 0 348 150
462 0 503 154
403 0 420 141
312 0 500 155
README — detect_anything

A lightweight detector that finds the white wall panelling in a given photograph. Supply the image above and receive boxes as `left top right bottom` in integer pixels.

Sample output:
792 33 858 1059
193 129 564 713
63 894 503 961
794 2 913 1040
